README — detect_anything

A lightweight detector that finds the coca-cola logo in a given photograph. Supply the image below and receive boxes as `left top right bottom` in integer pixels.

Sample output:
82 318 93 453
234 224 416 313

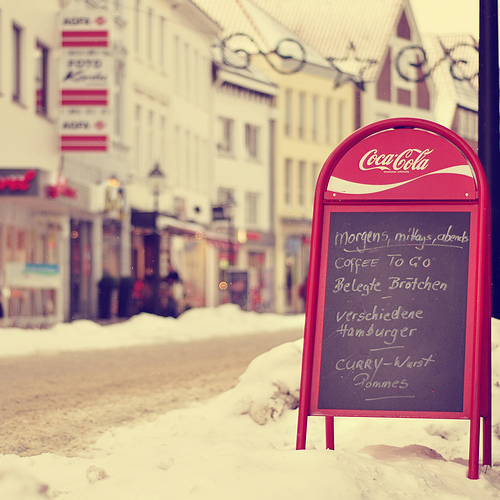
359 148 433 172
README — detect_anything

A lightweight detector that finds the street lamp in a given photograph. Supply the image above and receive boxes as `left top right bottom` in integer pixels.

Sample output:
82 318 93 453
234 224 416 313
148 162 166 212
147 162 166 315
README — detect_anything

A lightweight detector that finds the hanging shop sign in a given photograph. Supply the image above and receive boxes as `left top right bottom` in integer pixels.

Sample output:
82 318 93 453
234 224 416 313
60 51 111 103
296 118 491 480
0 169 39 196
61 9 111 48
60 113 110 152
59 8 112 153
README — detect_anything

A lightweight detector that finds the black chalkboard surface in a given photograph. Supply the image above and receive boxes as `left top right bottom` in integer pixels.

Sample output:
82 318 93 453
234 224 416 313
316 210 471 413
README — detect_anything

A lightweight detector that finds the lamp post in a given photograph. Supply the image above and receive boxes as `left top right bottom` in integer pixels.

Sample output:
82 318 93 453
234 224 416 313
148 163 166 315
226 192 236 269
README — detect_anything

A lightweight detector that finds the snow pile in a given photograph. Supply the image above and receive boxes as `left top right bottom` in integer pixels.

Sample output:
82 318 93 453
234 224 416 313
0 308 499 499
0 304 305 357
215 340 302 425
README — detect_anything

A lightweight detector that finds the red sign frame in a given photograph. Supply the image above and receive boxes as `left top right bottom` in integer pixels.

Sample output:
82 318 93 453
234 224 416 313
296 118 491 480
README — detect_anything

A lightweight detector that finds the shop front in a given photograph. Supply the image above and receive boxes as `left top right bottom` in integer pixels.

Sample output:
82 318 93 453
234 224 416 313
131 210 208 315
0 169 66 327
211 229 274 312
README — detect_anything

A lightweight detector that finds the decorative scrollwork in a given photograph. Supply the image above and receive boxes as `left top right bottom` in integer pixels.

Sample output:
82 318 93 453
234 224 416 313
219 33 479 90
395 42 479 85
395 46 432 83
220 33 307 75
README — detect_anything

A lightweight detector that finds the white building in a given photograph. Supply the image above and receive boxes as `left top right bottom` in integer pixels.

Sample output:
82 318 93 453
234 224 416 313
211 52 277 311
0 0 90 325
0 0 222 324
125 0 220 313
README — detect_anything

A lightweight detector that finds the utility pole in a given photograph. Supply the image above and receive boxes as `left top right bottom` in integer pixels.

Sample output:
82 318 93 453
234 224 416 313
478 0 500 318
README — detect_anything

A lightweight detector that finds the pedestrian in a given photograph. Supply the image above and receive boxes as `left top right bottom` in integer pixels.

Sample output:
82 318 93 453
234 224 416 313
132 278 146 314
161 269 184 318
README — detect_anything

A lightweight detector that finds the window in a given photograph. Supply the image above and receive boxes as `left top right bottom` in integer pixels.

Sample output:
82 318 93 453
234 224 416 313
245 124 260 160
298 161 306 206
325 98 332 143
147 8 153 63
194 50 199 105
416 55 430 110
312 96 318 141
245 192 259 225
337 100 345 143
218 187 235 206
148 111 154 170
134 0 140 55
218 117 234 154
175 125 180 185
397 88 411 106
298 92 306 139
174 36 180 92
285 159 293 205
185 42 190 99
312 162 320 190
194 134 200 191
458 108 478 141
397 11 411 40
134 105 141 172
284 89 292 136
160 116 166 172
35 41 48 115
12 23 22 102
377 50 392 102
159 17 166 71
185 130 191 186
114 59 125 139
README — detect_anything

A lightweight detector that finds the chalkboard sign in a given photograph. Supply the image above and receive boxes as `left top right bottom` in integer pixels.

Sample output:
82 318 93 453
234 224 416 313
313 210 471 413
296 118 491 479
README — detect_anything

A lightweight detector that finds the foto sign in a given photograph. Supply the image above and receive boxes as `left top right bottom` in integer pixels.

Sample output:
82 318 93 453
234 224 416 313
296 118 491 480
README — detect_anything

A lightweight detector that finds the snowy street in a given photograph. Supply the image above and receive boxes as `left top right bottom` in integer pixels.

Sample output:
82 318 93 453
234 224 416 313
0 324 301 458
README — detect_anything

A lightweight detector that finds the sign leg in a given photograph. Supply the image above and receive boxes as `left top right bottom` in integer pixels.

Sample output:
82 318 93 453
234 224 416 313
296 407 308 450
469 415 480 479
483 415 492 467
325 416 334 449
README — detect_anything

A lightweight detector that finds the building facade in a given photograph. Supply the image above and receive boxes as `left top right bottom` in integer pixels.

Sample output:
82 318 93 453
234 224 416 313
212 54 277 311
0 0 95 326
126 0 219 314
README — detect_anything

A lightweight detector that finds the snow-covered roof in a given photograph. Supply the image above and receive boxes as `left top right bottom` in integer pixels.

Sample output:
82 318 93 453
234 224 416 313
192 0 341 74
248 0 403 81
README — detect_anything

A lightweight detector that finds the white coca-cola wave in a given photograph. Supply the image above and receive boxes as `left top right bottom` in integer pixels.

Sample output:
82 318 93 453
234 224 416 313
327 165 473 194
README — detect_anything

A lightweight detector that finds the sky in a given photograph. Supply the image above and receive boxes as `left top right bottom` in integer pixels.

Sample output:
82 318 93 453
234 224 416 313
411 0 480 37
0 305 499 499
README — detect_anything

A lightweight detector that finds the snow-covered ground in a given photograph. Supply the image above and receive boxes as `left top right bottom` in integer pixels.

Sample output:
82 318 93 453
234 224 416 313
0 304 499 499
